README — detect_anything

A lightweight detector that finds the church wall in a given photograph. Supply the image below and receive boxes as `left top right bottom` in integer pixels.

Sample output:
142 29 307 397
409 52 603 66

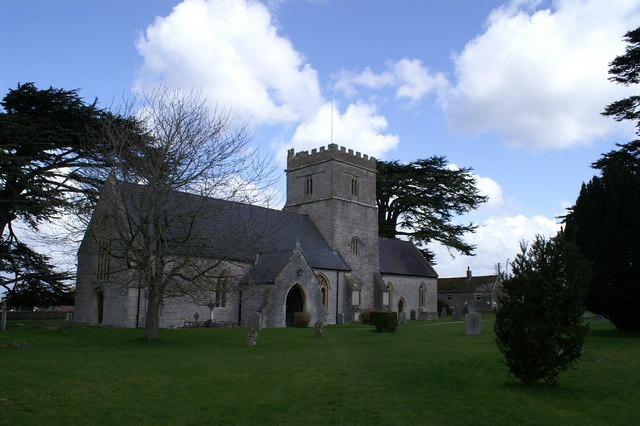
381 274 438 321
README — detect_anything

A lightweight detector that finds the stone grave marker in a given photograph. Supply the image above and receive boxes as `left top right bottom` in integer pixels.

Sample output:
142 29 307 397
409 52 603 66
246 328 258 347
465 312 481 335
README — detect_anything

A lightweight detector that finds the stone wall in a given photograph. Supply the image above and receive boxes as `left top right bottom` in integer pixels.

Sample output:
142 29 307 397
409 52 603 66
380 274 438 321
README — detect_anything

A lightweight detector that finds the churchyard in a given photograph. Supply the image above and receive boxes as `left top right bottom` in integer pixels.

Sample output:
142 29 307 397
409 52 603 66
1 316 638 425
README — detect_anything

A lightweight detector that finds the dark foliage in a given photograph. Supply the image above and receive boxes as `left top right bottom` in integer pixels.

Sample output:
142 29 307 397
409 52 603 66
0 83 147 298
564 27 640 331
369 311 399 332
376 157 487 263
564 142 640 331
494 235 590 385
0 234 73 309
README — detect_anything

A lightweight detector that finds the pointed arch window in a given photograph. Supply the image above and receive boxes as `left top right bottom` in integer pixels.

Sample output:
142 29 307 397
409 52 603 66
96 238 112 281
317 273 330 310
419 283 426 309
351 237 360 255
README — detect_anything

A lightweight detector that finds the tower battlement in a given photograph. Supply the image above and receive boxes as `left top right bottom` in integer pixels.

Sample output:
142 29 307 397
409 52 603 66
286 143 376 171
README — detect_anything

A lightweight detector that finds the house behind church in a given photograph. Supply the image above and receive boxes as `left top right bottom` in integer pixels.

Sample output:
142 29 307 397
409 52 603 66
438 267 501 313
74 144 438 328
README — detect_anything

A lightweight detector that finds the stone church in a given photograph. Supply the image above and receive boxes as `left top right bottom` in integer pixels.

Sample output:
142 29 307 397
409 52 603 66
74 144 438 328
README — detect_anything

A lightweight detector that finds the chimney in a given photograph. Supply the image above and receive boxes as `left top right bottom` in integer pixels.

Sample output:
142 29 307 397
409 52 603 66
466 266 472 280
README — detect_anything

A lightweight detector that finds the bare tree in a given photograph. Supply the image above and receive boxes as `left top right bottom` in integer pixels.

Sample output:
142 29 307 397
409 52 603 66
87 88 275 340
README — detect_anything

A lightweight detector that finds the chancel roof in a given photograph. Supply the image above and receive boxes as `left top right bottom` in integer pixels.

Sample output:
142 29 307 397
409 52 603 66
378 237 438 278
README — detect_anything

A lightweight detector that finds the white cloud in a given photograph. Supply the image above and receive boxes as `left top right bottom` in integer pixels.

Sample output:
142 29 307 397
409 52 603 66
135 0 323 125
276 101 399 163
446 0 640 150
432 213 561 277
333 58 449 104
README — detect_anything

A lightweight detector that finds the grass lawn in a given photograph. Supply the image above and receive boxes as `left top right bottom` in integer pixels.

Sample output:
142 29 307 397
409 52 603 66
1 316 638 425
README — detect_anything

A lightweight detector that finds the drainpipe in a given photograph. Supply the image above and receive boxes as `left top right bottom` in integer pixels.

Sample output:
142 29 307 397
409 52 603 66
335 271 340 324
135 282 142 328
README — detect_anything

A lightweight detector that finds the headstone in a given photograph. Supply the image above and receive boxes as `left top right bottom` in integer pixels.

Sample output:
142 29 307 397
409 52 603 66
314 321 325 337
452 306 462 321
440 306 447 317
410 310 417 321
246 328 258 347
465 312 481 335
256 312 263 331
398 312 407 324
336 313 345 325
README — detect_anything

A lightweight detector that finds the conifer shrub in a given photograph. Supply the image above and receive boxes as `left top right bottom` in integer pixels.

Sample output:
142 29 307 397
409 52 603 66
495 235 590 385
369 311 398 332
293 312 310 327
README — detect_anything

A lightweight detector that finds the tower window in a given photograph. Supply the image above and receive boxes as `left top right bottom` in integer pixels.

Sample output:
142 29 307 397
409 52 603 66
305 176 313 195
351 237 360 255
351 177 359 196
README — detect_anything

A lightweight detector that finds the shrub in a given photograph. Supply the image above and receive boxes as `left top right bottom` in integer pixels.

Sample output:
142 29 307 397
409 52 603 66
369 311 398 332
360 308 373 324
495 235 590 385
293 312 310 328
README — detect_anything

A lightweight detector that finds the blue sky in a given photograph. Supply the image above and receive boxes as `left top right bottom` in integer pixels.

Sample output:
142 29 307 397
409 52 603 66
1 0 638 277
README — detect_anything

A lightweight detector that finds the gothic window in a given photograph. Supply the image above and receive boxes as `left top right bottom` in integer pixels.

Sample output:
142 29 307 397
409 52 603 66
317 274 330 310
305 176 313 195
96 238 112 281
215 272 230 307
351 176 359 196
419 283 426 308
351 237 360 255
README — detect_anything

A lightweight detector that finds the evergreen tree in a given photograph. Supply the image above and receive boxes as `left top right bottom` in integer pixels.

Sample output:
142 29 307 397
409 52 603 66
376 157 487 263
564 27 640 331
495 235 590 385
0 83 146 299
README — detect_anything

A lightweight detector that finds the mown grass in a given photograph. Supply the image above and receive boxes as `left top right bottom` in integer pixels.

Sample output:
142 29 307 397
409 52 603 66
0 316 638 425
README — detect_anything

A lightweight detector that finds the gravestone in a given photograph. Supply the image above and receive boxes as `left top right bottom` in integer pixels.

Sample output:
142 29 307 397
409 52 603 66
440 306 447 317
410 310 417 321
314 321 325 337
452 306 462 321
246 328 258 347
398 312 407 324
465 312 481 335
336 313 345 325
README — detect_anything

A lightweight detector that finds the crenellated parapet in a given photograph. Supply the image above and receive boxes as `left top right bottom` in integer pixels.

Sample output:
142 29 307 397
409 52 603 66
286 143 376 172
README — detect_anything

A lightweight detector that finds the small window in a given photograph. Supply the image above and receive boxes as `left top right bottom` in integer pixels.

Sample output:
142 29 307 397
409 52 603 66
351 237 360 255
96 238 112 281
474 293 482 302
305 176 313 195
446 295 452 301
351 176 359 196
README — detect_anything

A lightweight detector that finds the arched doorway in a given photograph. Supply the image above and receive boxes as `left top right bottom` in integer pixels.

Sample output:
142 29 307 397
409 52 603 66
93 288 104 325
397 298 405 313
285 284 305 327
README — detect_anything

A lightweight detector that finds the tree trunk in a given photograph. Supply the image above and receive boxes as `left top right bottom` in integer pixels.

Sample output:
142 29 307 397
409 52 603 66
144 286 162 341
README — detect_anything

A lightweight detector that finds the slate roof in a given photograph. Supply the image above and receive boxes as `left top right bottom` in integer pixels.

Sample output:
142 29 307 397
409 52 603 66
112 182 349 272
241 250 296 284
438 275 498 293
378 237 438 278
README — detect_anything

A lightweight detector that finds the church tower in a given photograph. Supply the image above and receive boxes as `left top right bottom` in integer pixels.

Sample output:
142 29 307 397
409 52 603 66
284 144 379 316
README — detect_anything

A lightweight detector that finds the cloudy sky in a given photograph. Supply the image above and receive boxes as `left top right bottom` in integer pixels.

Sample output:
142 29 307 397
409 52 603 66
1 0 638 277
